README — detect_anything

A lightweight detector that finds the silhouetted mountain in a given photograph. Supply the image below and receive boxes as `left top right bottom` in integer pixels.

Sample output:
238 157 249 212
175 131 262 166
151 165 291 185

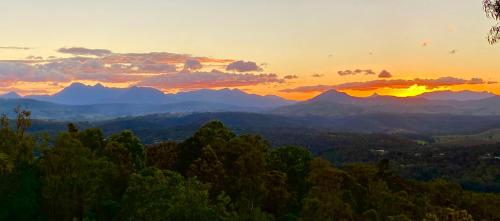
416 90 495 101
272 89 500 117
25 83 293 108
166 88 293 108
0 91 22 99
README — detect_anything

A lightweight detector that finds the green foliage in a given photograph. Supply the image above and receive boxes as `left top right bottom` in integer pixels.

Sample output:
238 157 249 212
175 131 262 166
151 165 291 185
120 168 220 221
0 115 499 221
109 130 145 171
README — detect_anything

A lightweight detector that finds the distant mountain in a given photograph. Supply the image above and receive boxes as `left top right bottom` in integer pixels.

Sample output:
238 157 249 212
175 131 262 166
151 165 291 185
0 98 250 120
24 83 293 109
167 88 293 108
272 89 500 117
416 90 495 101
26 83 166 105
0 92 22 99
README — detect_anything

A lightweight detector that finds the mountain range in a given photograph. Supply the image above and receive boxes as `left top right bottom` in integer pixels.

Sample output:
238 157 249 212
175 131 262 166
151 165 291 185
18 82 293 108
272 90 500 117
0 83 294 120
1 84 500 120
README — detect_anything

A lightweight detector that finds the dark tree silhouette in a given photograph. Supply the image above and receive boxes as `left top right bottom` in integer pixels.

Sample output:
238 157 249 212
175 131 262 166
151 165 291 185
484 0 500 44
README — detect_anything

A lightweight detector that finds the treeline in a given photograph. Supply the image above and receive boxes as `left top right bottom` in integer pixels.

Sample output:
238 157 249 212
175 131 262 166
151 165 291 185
1 110 499 221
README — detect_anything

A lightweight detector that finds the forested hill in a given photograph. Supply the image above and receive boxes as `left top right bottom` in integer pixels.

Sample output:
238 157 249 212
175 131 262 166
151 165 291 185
1 111 499 220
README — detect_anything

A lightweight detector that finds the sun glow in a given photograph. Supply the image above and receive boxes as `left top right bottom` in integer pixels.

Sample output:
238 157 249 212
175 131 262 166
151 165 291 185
390 85 436 97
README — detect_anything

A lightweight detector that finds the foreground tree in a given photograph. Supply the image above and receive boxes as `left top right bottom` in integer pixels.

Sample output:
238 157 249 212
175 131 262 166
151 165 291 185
120 168 220 221
484 0 500 43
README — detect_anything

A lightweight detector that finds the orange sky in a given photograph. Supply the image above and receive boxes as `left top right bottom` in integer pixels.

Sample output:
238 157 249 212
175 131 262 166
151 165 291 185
0 1 499 100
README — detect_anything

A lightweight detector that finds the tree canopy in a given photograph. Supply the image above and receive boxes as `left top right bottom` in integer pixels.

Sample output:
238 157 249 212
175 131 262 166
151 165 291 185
0 110 499 221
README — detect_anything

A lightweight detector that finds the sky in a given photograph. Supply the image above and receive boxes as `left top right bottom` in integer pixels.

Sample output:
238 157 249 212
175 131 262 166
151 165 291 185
0 0 499 100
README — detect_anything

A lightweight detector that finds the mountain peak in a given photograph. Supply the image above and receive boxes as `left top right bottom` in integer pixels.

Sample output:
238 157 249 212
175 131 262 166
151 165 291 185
68 82 87 88
0 91 22 99
310 89 357 103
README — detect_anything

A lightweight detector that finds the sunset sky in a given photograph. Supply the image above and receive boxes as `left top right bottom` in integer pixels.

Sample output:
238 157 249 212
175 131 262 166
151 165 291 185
1 0 499 100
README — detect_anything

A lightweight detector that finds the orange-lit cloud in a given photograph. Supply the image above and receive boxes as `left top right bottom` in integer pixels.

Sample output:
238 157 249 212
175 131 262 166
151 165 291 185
280 77 494 93
136 70 285 92
0 47 265 94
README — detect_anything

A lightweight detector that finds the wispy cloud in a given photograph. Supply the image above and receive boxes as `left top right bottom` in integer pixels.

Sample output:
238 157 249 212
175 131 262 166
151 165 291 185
338 69 376 76
57 47 112 56
284 74 298 80
0 46 31 50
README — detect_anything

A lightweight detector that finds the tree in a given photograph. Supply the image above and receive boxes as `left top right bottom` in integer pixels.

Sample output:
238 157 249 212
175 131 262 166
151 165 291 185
268 146 312 212
120 168 220 221
38 133 94 220
222 135 269 213
484 0 500 44
146 141 179 171
301 158 353 221
187 145 226 198
178 121 235 174
108 130 145 171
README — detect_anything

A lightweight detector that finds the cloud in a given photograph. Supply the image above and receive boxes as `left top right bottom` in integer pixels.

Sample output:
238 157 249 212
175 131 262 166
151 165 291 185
226 60 263 72
26 55 43 60
312 73 324 78
280 77 491 93
378 70 392 78
449 49 457 54
0 50 237 87
284 75 298 80
0 47 281 94
0 46 31 50
338 69 376 76
57 47 113 56
136 70 284 90
184 59 203 70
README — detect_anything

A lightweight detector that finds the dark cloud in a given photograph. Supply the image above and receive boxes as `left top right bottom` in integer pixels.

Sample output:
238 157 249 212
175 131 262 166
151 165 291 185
280 77 491 93
284 75 298 80
57 47 113 56
226 60 263 72
449 49 457 54
184 59 203 70
378 70 392 78
136 70 284 90
312 73 324 78
338 69 376 76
